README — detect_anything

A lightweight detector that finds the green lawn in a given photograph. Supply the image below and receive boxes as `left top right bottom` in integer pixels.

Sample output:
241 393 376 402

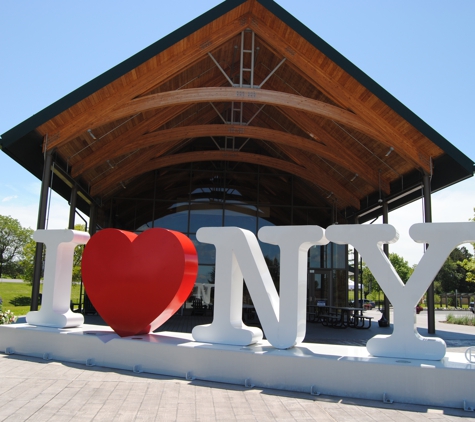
0 282 82 317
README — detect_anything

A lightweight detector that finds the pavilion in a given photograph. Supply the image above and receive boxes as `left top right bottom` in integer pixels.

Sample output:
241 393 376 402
1 0 473 332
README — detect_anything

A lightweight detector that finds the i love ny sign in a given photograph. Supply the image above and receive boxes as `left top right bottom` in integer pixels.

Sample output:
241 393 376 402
25 222 475 360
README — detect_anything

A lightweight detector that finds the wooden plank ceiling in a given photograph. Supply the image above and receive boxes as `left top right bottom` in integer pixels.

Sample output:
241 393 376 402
29 0 449 228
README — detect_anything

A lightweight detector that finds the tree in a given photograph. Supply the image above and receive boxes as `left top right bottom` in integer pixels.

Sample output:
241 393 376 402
361 252 414 296
389 253 414 283
0 215 33 279
457 208 475 282
436 246 475 293
19 238 37 283
72 224 86 283
19 223 86 284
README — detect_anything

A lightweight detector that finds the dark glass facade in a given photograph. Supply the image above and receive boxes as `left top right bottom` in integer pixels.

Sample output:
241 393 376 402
125 166 349 308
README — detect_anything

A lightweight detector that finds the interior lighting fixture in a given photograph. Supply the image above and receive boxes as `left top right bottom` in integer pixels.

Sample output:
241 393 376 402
350 173 358 182
326 192 333 199
120 182 126 189
107 160 114 169
385 147 394 157
87 129 97 140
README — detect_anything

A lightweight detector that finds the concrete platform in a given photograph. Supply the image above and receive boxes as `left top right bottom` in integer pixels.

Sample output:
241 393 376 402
1 322 474 411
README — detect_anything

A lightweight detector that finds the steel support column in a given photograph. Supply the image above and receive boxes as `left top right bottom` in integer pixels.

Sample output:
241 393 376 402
68 185 78 229
30 150 54 311
423 173 435 334
80 202 98 314
382 200 390 323
89 203 97 236
353 216 359 308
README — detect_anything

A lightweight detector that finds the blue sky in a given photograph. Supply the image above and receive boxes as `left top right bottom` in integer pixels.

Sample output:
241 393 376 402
1 0 474 265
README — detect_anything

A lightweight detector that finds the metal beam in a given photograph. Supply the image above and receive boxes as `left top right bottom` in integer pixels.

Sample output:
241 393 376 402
353 216 360 308
382 200 391 324
423 173 435 334
30 149 54 311
68 185 78 229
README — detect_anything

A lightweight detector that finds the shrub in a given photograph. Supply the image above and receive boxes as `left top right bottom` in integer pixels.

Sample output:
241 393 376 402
446 313 475 326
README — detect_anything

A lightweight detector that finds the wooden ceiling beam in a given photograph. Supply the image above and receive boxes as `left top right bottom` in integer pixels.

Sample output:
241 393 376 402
70 66 236 171
44 14 251 151
70 104 190 172
90 150 361 209
277 107 390 193
73 99 229 177
256 142 330 207
248 70 392 193
91 87 381 140
74 123 384 191
249 15 432 173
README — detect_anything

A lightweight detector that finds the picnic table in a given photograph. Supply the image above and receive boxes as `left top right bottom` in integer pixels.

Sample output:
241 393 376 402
307 304 373 329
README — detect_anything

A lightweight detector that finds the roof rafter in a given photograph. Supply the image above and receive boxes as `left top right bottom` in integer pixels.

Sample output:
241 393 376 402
43 12 253 150
90 149 361 208
72 123 387 192
249 13 432 173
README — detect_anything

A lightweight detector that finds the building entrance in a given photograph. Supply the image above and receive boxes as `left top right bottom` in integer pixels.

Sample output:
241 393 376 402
307 269 332 306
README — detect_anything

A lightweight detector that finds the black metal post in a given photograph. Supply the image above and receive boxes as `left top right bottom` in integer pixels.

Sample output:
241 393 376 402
423 173 435 334
382 200 390 323
89 202 97 236
30 150 54 311
80 202 97 314
353 216 359 307
68 185 78 229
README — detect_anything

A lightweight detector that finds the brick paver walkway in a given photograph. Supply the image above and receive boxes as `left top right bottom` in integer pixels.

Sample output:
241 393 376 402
0 353 471 421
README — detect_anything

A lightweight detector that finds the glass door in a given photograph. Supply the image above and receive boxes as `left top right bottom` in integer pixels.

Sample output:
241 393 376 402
307 269 332 306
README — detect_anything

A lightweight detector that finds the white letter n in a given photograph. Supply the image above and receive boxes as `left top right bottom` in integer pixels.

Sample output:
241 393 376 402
192 226 327 349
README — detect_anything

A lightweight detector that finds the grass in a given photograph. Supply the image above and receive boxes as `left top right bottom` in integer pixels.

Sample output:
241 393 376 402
446 313 475 326
0 282 82 317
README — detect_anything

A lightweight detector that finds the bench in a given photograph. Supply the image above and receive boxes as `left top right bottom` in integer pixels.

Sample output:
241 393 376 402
191 298 206 316
350 315 373 329
319 314 346 328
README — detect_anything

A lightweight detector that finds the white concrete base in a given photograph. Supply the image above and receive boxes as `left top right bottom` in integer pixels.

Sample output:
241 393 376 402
1 324 474 410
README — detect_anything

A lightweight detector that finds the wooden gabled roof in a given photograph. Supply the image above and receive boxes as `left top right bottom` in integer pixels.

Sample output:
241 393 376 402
2 0 473 227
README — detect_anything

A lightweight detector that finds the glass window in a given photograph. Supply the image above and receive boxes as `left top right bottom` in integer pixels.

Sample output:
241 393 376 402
333 269 348 307
189 206 223 233
151 210 188 233
259 174 291 205
189 234 216 265
332 243 347 269
309 245 323 268
266 206 291 226
259 241 280 266
309 244 331 269
224 208 256 232
196 264 215 285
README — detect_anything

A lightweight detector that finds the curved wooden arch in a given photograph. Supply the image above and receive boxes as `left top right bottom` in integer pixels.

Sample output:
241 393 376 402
90 150 361 209
104 87 382 140
47 87 383 151
71 124 388 192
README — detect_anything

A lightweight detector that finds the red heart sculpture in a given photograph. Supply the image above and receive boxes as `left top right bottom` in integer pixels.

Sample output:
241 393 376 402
81 228 198 337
